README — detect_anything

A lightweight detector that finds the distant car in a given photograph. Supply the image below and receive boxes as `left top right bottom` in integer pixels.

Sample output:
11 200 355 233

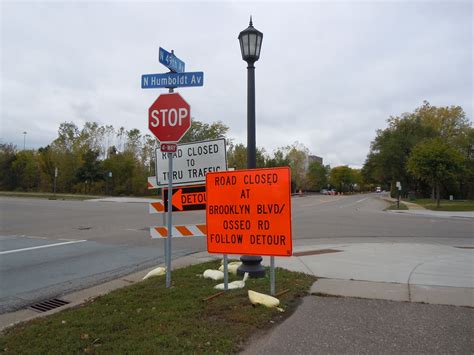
375 187 381 193
320 189 328 195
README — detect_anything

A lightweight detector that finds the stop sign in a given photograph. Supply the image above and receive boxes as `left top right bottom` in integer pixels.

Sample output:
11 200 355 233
148 93 191 142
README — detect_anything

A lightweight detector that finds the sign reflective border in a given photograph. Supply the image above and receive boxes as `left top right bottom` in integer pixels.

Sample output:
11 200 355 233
206 167 292 257
163 185 206 212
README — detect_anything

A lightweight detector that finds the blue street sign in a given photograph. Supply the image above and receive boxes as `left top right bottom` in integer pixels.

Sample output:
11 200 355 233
141 72 204 89
159 47 185 73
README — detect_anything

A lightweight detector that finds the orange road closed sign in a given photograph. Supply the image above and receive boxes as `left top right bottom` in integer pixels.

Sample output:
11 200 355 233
206 167 292 257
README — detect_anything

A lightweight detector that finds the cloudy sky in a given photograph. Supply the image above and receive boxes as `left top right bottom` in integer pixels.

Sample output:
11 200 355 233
1 0 472 168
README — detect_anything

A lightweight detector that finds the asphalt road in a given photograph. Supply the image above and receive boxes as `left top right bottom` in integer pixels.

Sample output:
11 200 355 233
1 194 472 313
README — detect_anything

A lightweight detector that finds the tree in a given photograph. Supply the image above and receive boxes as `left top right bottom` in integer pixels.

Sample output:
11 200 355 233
181 119 229 143
76 150 104 193
265 148 290 168
0 143 17 190
306 161 329 191
226 142 266 170
407 138 465 207
283 142 309 192
329 166 356 193
11 150 39 191
363 101 471 198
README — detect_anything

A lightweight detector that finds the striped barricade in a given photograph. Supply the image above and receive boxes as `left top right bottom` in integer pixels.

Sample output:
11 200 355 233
150 224 207 239
148 176 159 189
149 201 165 213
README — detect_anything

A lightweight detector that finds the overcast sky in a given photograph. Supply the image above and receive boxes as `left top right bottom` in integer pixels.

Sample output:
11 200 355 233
1 0 472 168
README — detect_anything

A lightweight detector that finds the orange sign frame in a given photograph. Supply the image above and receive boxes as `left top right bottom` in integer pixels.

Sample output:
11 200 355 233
205 167 292 257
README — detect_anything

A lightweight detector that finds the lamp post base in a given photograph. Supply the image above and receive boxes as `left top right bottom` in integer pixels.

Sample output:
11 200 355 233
237 255 266 278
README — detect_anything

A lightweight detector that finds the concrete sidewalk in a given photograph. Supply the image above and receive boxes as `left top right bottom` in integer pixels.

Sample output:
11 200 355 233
390 209 474 218
263 242 473 307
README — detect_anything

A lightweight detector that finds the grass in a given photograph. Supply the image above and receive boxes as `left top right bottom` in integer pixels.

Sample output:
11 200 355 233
410 199 474 211
0 191 161 201
385 201 409 211
0 191 101 200
0 260 316 354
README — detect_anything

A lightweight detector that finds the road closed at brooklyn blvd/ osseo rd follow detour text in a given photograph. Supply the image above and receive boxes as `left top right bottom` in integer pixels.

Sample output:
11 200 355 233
205 167 292 257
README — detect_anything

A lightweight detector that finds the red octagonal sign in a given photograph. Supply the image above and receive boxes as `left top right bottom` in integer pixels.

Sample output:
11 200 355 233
148 93 191 143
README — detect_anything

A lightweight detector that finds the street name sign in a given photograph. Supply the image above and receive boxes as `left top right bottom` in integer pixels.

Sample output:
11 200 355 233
141 72 204 89
148 92 191 143
163 185 206 212
155 138 227 188
205 167 292 257
161 143 177 153
159 47 185 73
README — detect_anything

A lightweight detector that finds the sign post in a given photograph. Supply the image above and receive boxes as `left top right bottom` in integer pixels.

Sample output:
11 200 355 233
166 154 173 288
396 181 402 209
143 45 204 289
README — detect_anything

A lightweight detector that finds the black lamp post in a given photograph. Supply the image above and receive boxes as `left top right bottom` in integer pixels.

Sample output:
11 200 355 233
237 17 265 278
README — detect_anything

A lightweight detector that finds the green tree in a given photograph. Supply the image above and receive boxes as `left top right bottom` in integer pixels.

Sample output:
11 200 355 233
265 148 290 168
76 150 104 194
306 162 329 191
226 143 266 170
11 150 39 191
407 138 465 208
0 143 17 190
181 120 229 143
329 166 356 193
363 101 471 197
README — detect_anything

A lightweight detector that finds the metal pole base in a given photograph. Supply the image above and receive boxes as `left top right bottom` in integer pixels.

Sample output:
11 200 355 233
237 255 266 278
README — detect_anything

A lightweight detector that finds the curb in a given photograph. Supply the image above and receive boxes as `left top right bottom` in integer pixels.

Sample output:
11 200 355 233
311 279 474 307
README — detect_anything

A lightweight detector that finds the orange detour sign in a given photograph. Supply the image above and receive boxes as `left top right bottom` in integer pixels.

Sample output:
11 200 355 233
206 167 292 257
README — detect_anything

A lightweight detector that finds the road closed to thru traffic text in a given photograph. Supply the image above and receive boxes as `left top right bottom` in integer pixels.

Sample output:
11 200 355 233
206 167 292 257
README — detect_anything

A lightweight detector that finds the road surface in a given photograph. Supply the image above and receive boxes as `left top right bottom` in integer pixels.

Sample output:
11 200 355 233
1 194 472 313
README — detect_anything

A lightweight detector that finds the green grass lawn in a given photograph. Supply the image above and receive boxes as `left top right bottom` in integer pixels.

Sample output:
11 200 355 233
0 191 101 200
0 191 161 201
410 199 474 211
385 201 409 211
0 261 316 354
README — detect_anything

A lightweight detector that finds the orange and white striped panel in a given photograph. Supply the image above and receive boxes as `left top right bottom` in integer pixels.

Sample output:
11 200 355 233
150 224 207 239
149 201 165 214
147 176 159 189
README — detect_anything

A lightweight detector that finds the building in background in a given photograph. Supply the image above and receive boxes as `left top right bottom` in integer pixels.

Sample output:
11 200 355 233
307 155 323 167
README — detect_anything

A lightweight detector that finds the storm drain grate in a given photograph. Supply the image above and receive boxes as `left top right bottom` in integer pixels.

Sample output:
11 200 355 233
293 249 342 257
29 298 70 313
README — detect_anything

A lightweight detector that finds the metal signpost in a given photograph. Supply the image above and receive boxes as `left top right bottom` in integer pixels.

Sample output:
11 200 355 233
396 181 402 209
142 46 204 288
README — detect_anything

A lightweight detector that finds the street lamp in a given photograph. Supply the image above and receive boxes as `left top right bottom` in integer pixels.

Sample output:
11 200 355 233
23 131 27 150
237 17 265 278
238 16 263 169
